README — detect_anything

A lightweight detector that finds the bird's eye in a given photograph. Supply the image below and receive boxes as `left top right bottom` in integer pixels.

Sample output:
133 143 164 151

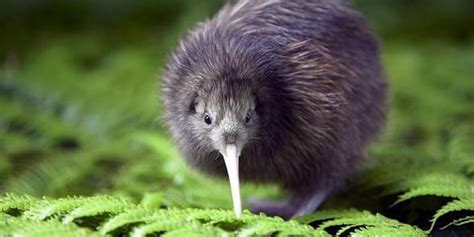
245 113 251 123
204 113 212 125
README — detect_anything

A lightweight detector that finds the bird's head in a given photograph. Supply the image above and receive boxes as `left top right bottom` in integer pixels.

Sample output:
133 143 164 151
190 79 259 159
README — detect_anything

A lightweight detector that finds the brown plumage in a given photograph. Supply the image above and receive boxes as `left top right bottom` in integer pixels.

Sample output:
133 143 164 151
161 0 387 219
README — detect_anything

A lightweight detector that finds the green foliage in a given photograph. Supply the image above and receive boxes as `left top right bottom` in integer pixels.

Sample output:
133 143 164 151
1 0 473 236
1 194 425 236
0 218 96 237
431 197 474 231
299 210 425 236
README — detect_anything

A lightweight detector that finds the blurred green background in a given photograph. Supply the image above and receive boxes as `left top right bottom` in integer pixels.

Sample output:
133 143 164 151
0 0 473 232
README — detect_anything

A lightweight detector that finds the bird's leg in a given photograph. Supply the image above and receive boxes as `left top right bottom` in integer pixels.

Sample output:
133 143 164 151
248 197 294 219
291 189 328 218
249 188 329 219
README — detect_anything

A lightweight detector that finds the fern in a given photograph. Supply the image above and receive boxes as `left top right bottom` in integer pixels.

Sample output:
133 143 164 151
394 172 474 205
99 207 161 235
160 224 230 237
238 218 321 237
0 217 95 237
351 226 423 237
0 194 426 236
101 207 319 236
430 197 474 231
387 128 474 232
298 210 425 236
62 196 135 224
1 194 323 236
448 126 474 175
0 193 39 213
440 216 474 230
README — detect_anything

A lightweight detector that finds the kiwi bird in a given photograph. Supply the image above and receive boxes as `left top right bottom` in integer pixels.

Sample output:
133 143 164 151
161 0 387 219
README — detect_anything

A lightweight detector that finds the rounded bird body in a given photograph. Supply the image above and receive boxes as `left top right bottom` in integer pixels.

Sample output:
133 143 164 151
161 0 386 219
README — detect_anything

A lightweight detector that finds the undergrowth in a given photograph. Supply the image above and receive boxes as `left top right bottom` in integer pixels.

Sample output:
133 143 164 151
1 193 426 236
0 0 473 236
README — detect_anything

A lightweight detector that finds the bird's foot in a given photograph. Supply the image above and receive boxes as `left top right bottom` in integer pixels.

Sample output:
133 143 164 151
248 198 295 220
248 190 328 220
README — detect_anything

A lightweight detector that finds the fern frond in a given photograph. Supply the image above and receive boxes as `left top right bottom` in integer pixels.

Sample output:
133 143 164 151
361 144 455 196
352 226 426 237
62 195 135 223
100 207 319 236
296 209 361 224
448 126 474 174
394 172 473 205
131 219 202 237
430 197 474 231
100 208 233 235
239 219 321 237
0 217 96 237
160 223 231 237
440 216 474 230
317 212 418 233
99 207 164 234
299 210 425 236
0 193 40 213
24 196 111 221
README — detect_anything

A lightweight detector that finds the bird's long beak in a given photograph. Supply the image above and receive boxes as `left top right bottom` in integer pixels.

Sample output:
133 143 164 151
222 143 241 218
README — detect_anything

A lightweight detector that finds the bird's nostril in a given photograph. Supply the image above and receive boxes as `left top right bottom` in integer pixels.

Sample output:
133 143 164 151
224 132 237 144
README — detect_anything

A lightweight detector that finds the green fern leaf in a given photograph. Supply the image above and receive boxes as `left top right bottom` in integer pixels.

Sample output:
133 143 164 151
296 209 362 224
62 196 135 223
99 207 180 235
131 219 203 237
299 210 425 236
430 197 474 231
161 224 231 237
99 207 154 234
24 196 108 221
440 216 474 230
394 172 473 205
352 226 426 237
448 126 474 174
239 219 321 237
186 209 317 236
0 193 40 213
0 217 96 237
